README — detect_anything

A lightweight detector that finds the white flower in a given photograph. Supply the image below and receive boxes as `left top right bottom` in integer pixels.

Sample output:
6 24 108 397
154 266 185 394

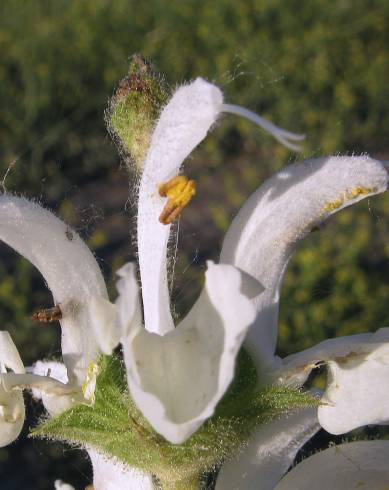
2 75 389 489
113 78 389 487
116 77 308 444
0 77 304 481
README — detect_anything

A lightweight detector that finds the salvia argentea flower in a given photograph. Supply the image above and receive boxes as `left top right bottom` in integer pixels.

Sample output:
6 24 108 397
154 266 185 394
1 72 389 490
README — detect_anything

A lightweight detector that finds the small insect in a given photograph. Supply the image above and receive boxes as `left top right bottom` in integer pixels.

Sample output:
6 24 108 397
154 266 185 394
65 227 74 241
32 304 62 323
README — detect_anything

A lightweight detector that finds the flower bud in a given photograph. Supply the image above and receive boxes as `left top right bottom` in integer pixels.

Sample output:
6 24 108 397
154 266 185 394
106 54 169 171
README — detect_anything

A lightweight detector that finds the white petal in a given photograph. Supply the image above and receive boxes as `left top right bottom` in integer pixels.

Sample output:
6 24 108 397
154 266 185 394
115 263 142 338
121 262 257 443
137 78 223 334
216 408 319 490
318 328 389 434
220 156 388 369
0 331 25 447
31 360 76 416
0 331 25 374
54 480 75 490
271 328 389 434
89 296 120 355
0 195 108 385
89 449 154 490
275 440 389 490
0 386 24 448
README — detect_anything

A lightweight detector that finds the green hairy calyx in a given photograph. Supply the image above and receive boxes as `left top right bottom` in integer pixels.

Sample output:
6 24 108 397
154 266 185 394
32 352 317 489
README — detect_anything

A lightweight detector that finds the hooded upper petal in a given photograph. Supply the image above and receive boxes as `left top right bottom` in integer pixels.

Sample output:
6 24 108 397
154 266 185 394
137 78 223 335
0 195 113 385
118 261 259 443
220 156 388 369
275 440 389 489
216 407 319 490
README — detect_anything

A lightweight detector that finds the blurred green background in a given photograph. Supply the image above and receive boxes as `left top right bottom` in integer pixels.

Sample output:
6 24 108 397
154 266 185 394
1 0 389 488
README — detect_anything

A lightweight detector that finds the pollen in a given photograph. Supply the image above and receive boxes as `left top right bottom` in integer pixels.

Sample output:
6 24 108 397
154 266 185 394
158 175 196 225
323 186 375 213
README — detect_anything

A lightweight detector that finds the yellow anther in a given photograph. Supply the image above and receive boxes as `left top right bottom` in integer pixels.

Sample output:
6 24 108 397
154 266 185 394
158 175 196 225
323 186 375 213
345 185 374 199
323 197 344 212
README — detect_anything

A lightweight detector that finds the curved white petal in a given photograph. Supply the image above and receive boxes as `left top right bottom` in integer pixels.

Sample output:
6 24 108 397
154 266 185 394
220 156 388 369
275 440 389 489
120 262 257 443
89 449 154 490
137 78 223 335
0 195 108 385
270 328 389 434
271 332 373 388
0 332 25 447
318 327 389 434
216 408 319 490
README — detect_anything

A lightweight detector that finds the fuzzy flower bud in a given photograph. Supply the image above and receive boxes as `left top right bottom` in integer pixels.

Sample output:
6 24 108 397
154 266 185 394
106 54 169 170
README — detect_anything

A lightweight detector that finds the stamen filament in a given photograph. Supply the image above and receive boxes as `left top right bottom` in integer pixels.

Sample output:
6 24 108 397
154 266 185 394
0 373 79 396
222 103 305 151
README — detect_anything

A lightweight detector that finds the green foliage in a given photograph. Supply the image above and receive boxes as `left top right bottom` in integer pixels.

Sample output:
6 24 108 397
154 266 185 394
32 352 316 489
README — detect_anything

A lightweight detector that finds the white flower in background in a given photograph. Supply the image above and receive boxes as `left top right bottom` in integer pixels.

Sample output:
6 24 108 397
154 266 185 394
1 76 389 489
219 432 389 490
275 440 389 489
